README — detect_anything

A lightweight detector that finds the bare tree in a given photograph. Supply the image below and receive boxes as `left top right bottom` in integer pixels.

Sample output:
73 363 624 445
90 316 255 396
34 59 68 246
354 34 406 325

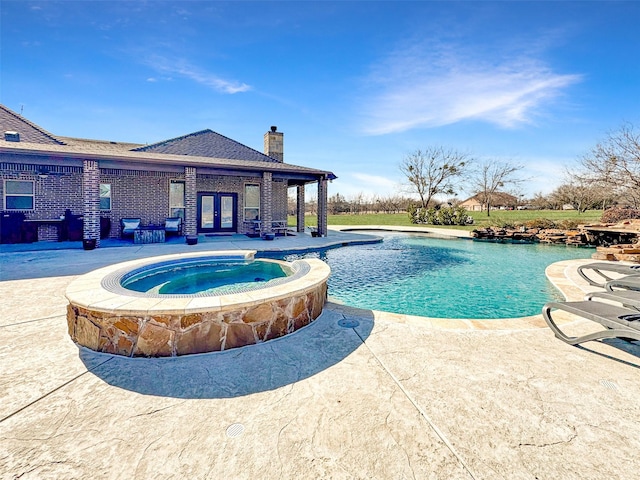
306 192 317 215
530 192 555 210
550 180 611 213
374 194 406 213
399 147 470 208
471 160 524 216
287 193 297 216
620 185 640 208
328 192 348 214
349 192 365 214
578 122 640 193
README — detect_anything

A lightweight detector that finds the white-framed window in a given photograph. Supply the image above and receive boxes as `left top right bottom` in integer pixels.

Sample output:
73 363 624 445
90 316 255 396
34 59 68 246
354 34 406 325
4 180 34 210
169 180 185 219
100 183 111 210
244 183 260 221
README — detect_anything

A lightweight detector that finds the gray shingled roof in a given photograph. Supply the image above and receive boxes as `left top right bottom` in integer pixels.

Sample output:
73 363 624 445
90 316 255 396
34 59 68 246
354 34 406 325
58 136 145 153
133 129 279 163
0 140 334 179
0 105 65 145
0 104 336 180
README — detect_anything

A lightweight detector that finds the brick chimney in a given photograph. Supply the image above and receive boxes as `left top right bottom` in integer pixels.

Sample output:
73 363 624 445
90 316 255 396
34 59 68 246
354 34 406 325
264 126 283 162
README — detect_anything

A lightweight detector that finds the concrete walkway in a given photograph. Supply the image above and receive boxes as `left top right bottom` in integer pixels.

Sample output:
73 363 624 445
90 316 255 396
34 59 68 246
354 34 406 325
1 229 639 479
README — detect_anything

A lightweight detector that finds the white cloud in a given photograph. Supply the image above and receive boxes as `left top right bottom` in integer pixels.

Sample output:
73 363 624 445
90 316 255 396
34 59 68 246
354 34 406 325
330 172 402 199
144 55 250 94
519 157 573 196
359 40 582 135
352 172 399 190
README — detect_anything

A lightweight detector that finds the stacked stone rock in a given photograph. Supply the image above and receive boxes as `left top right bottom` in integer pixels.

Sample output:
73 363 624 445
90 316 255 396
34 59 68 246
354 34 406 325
67 284 326 357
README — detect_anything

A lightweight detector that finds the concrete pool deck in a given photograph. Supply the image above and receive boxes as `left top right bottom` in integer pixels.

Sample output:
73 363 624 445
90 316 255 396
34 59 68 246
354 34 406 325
1 227 639 479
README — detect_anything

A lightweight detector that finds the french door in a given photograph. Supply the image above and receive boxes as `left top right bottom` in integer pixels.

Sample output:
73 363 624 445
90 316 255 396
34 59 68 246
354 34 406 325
197 192 237 233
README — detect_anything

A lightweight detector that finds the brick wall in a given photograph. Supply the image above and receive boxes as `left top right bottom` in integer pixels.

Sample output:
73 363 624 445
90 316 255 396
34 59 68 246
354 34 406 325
2 161 291 240
1 163 84 240
317 178 328 236
184 167 196 236
260 172 273 232
263 130 284 162
296 185 305 232
83 160 100 243
100 168 184 237
272 179 288 221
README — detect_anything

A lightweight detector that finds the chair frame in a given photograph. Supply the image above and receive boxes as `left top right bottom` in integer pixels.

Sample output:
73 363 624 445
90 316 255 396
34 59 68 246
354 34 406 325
120 218 141 239
164 217 183 237
271 220 289 236
586 290 640 311
605 275 640 292
542 300 640 346
577 262 640 287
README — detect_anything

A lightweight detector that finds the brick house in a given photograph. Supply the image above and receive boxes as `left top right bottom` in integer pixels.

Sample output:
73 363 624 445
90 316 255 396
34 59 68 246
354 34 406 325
459 192 518 212
0 104 335 246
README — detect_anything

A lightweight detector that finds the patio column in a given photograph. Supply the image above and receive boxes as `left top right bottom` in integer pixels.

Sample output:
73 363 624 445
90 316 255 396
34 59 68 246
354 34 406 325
82 159 100 247
261 172 273 234
317 176 328 237
184 166 197 237
296 184 305 233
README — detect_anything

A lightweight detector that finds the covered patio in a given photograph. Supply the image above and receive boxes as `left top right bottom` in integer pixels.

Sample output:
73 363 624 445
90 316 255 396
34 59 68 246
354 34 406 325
1 105 336 247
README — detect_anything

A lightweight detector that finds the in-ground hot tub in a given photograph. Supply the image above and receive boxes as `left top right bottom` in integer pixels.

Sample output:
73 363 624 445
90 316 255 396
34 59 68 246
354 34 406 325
65 250 330 357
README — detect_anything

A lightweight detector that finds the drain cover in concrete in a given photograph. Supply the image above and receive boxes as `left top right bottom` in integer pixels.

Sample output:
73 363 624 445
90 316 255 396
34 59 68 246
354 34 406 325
599 380 619 391
338 318 360 328
226 423 245 438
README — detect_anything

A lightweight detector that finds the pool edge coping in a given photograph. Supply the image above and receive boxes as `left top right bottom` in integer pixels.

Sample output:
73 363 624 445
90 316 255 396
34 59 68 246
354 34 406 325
65 250 331 315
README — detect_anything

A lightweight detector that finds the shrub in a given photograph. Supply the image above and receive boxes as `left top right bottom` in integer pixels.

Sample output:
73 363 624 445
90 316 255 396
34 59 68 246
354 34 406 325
557 219 580 230
407 205 471 225
408 204 418 224
451 206 473 226
523 218 557 229
487 217 517 229
600 207 640 224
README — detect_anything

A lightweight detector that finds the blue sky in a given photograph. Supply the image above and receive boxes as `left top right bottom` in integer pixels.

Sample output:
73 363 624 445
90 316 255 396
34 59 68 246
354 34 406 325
2 1 639 200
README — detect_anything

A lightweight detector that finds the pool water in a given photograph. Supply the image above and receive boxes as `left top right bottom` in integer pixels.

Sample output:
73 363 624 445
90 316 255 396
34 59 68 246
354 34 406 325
121 260 288 295
280 232 594 319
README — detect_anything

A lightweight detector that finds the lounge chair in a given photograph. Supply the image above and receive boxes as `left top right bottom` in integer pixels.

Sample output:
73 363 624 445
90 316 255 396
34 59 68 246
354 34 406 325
586 290 640 311
542 300 640 345
577 262 640 287
164 217 182 237
120 218 141 239
605 275 640 292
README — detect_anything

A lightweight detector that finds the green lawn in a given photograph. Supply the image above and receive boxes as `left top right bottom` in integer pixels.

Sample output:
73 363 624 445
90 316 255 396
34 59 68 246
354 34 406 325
291 210 605 231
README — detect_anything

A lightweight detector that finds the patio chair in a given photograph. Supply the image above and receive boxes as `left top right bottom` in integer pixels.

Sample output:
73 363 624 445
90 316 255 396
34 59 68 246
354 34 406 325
164 217 182 237
542 300 640 346
272 220 289 236
577 262 640 287
120 218 141 239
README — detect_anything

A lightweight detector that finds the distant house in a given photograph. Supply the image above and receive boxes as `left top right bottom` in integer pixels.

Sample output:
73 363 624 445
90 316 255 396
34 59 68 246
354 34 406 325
0 104 335 246
459 192 518 212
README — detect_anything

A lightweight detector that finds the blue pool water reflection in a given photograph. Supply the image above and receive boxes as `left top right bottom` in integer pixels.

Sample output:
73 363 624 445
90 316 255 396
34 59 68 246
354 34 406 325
277 232 593 319
122 260 287 295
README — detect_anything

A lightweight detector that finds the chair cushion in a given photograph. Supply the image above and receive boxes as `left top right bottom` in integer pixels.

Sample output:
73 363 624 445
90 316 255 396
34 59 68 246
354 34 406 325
122 219 140 231
165 218 181 229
